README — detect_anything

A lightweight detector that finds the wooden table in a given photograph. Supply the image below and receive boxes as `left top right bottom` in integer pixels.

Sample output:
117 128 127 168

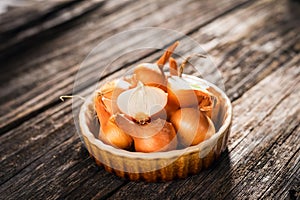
0 0 299 199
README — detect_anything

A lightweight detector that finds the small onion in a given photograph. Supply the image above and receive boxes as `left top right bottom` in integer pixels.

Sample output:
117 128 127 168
170 107 215 147
167 53 214 115
115 114 177 152
167 76 199 108
167 75 215 118
134 121 177 152
133 41 179 90
99 115 133 150
117 83 168 124
134 63 167 89
94 92 133 149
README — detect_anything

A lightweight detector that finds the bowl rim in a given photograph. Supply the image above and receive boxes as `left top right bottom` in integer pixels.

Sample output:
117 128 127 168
79 74 232 159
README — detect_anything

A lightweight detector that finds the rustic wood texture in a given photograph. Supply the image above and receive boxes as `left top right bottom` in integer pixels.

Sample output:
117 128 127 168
0 0 299 199
0 0 106 59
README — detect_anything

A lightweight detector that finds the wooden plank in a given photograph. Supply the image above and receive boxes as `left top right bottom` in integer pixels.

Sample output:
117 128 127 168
260 149 300 199
224 102 300 198
0 98 75 184
255 136 300 199
0 85 130 199
0 0 246 100
192 0 300 101
0 0 77 34
0 0 135 83
0 0 179 91
0 0 252 134
0 0 166 131
275 157 300 200
0 136 126 200
0 0 107 58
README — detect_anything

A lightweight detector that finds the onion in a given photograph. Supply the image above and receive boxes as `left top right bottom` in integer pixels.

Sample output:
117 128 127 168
167 75 215 118
117 82 168 124
115 114 177 152
134 121 177 152
166 53 214 114
99 115 133 150
170 107 215 147
94 91 133 150
167 76 199 108
133 41 179 90
134 63 167 89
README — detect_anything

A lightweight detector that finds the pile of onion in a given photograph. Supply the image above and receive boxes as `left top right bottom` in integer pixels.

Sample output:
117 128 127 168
94 41 216 152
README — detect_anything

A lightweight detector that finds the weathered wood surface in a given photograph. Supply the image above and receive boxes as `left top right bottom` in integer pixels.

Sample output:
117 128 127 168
0 0 107 59
0 0 299 199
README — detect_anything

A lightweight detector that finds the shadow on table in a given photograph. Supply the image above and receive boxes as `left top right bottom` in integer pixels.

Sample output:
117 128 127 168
210 148 235 199
179 148 235 199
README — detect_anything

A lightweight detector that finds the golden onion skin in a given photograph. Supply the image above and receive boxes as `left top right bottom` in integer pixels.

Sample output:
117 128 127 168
170 108 214 146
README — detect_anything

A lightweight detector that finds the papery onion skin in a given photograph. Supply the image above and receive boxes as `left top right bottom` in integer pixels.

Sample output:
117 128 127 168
99 116 133 150
99 79 131 114
170 108 215 147
156 41 179 67
169 57 178 76
94 93 111 125
133 121 177 153
196 90 214 118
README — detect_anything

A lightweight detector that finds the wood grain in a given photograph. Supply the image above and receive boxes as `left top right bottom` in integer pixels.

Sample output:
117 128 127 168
0 0 77 34
0 0 107 58
0 0 251 134
0 0 299 199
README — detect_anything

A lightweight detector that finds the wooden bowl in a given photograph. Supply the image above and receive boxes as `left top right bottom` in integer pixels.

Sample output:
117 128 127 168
79 75 232 182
